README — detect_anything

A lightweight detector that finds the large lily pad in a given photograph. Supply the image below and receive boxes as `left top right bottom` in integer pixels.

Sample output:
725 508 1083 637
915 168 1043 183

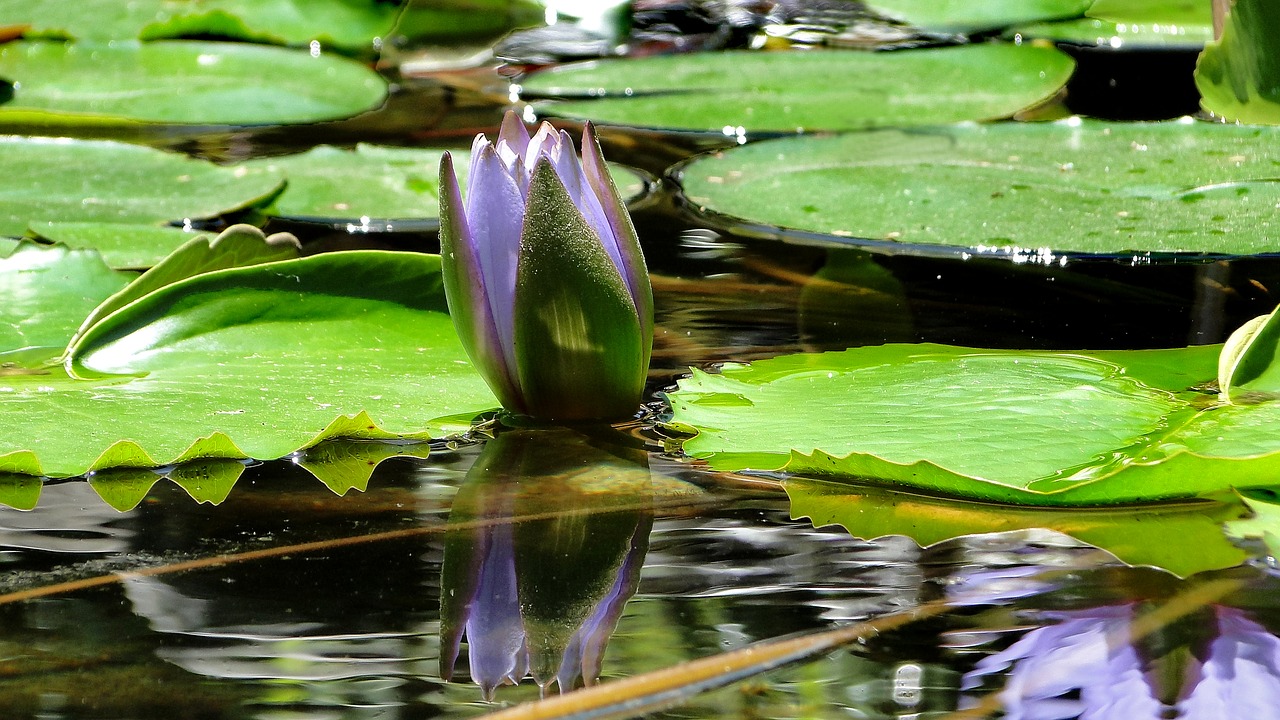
241 144 648 228
0 40 387 126
668 342 1280 506
676 120 1280 257
1195 0 1280 125
0 242 133 363
866 0 1089 34
787 477 1249 577
0 242 495 477
0 136 283 237
521 43 1074 133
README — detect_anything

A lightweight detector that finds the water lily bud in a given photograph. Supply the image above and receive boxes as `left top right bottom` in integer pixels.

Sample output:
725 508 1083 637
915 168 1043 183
438 111 653 421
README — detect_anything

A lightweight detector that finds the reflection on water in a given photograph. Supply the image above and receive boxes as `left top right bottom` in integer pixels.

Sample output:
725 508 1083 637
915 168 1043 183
0 441 1274 718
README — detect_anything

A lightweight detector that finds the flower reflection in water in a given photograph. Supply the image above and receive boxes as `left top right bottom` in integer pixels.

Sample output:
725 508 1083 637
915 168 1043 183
438 427 654 700
963 600 1280 719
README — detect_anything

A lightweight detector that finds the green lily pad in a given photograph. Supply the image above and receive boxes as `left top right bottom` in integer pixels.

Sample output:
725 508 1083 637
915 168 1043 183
0 40 387 127
0 0 543 50
0 243 494 477
242 144 649 228
1195 0 1280 125
0 136 283 236
867 0 1090 34
0 0 393 50
787 477 1249 577
522 43 1074 133
27 223 205 270
1013 0 1212 49
1224 488 1280 559
668 342 1280 506
0 242 134 363
67 225 301 351
677 119 1280 257
1013 17 1212 48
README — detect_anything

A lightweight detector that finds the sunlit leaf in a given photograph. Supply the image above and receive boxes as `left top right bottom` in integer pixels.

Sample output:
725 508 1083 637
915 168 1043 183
0 136 283 236
523 44 1074 133
68 225 300 350
0 249 495 477
0 243 133 363
669 342 1280 505
786 477 1249 577
677 120 1280 256
295 439 433 496
1195 0 1280 124
0 40 387 126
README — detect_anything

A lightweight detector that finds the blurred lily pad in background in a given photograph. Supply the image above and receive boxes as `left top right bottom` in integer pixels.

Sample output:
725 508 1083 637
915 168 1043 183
677 120 1280 257
0 136 282 236
0 40 387 126
522 43 1074 133
241 145 648 228
0 0 544 52
865 0 1090 34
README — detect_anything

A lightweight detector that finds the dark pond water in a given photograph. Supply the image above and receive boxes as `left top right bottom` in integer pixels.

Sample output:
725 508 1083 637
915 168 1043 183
4 51 1280 720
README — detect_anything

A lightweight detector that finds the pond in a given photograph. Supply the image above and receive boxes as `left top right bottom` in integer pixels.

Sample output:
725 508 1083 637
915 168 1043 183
2 2 1280 719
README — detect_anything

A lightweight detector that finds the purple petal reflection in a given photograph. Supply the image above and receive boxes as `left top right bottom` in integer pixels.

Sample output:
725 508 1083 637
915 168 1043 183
1179 608 1280 718
465 519 528 700
963 605 1162 720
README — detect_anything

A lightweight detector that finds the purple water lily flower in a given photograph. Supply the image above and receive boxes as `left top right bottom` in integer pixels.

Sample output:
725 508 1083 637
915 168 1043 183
438 112 653 420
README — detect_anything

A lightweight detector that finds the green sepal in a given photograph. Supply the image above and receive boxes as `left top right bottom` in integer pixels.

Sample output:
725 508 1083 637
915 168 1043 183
513 161 645 420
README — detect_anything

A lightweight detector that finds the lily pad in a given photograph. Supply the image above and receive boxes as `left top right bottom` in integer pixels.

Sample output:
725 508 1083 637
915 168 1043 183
0 242 495 477
668 342 1280 506
1195 0 1280 125
0 136 283 236
676 119 1280 257
0 242 134 363
787 477 1250 577
522 43 1074 133
0 40 387 126
866 0 1090 34
1013 0 1213 49
241 144 649 228
27 223 205 270
0 0 544 50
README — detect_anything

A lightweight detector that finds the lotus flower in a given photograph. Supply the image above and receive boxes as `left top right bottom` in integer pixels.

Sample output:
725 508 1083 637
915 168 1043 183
438 112 653 421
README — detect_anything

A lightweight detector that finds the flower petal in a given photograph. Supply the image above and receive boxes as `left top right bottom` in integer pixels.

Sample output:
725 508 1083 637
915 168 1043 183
581 121 654 353
438 151 523 410
464 143 526 393
512 159 646 420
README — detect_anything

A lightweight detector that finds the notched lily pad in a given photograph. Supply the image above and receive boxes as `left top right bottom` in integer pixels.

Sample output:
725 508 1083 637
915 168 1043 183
0 229 495 478
676 119 1280 258
27 223 205 270
668 340 1280 506
787 477 1250 577
522 43 1074 133
0 40 387 127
